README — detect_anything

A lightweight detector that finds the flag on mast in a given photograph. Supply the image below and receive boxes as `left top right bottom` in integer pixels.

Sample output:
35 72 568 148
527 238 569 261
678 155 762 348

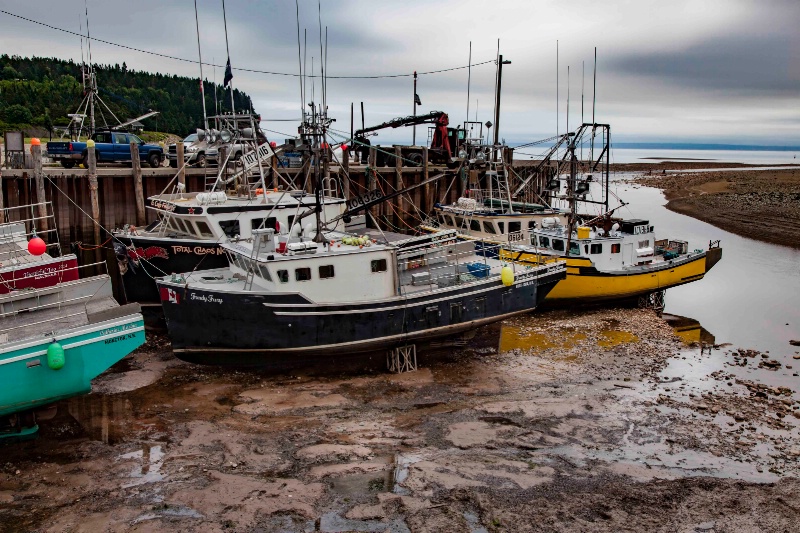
224 58 233 87
414 93 422 106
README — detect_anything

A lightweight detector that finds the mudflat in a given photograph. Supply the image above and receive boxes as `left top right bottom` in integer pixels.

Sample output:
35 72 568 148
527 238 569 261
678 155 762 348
632 168 800 249
2 308 799 532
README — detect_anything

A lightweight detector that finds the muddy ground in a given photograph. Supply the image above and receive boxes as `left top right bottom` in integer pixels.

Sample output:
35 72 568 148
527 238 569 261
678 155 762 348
630 168 800 249
2 307 800 532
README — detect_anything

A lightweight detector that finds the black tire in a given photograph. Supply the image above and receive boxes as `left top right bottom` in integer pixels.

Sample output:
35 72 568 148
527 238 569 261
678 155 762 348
194 153 207 168
169 159 178 168
60 160 75 169
148 152 161 168
408 153 424 167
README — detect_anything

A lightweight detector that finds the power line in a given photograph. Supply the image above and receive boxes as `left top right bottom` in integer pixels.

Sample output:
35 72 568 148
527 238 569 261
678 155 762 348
0 10 494 80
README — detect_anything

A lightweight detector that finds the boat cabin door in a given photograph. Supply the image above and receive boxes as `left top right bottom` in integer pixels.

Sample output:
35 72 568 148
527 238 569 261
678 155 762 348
623 243 633 266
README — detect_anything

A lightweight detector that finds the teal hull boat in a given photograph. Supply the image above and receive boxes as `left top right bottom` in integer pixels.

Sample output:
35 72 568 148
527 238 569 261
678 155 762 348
0 276 145 439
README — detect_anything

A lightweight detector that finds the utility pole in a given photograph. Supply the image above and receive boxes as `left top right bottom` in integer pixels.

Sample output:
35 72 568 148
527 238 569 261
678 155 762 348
493 55 511 146
412 71 418 145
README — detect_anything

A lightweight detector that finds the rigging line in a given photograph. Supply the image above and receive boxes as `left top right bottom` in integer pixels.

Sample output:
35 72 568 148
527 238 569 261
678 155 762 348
0 10 494 79
44 176 167 278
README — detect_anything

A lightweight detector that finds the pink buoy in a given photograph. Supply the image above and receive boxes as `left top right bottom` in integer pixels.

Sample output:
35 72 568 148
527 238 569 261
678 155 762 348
28 236 47 256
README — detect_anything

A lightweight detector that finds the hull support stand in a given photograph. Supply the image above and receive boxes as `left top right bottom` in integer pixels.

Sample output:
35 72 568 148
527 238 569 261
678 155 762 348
387 344 418 373
638 290 666 315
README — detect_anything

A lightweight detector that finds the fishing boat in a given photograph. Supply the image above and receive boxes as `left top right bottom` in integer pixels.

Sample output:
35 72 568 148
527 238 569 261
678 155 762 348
156 109 566 366
424 123 722 306
0 203 145 439
419 158 566 257
113 114 348 307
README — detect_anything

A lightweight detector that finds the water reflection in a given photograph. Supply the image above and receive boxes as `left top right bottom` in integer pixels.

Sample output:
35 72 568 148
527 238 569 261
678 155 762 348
67 394 133 445
663 313 716 347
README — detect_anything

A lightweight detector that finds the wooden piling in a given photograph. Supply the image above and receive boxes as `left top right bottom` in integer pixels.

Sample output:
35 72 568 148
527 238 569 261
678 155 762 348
367 147 377 228
394 146 403 230
0 166 5 222
176 141 185 188
87 145 101 259
32 144 48 234
342 147 350 199
422 147 431 213
130 142 146 226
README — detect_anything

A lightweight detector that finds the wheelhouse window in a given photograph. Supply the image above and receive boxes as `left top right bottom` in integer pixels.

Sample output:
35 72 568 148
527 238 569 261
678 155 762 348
219 220 241 238
568 241 580 255
453 216 464 228
539 236 550 248
470 219 482 232
252 217 278 231
638 240 650 248
590 243 603 254
552 239 565 252
319 265 335 279
195 221 214 238
295 267 312 281
277 269 289 283
611 243 621 254
371 259 387 273
508 221 521 234
528 220 537 229
497 222 505 234
258 264 272 281
482 221 497 234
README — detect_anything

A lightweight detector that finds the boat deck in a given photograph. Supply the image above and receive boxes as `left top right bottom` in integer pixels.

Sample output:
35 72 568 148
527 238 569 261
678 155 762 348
0 296 119 344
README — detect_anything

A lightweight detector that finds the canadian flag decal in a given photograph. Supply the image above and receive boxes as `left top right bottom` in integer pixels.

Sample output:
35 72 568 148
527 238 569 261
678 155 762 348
159 287 180 304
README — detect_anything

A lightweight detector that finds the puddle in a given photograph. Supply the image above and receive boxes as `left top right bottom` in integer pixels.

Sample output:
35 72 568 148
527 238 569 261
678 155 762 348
132 505 203 524
117 443 166 488
597 330 639 347
498 324 586 353
319 512 410 533
463 511 489 533
390 453 422 495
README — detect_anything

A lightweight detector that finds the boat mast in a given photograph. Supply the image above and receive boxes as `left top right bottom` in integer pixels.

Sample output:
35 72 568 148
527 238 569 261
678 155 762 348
221 0 236 118
194 0 209 131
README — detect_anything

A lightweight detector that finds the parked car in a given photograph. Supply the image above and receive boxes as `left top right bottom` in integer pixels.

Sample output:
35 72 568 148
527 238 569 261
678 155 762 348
167 132 247 168
46 131 164 169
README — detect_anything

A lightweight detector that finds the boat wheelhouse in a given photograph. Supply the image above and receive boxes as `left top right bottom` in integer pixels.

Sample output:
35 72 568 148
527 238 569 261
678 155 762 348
114 188 346 305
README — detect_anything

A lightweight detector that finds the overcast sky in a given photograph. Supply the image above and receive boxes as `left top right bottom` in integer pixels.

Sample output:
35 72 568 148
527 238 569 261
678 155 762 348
2 0 799 146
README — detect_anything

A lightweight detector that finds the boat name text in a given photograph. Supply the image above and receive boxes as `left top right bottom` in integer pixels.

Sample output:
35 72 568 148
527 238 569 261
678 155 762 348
172 245 224 255
190 293 223 304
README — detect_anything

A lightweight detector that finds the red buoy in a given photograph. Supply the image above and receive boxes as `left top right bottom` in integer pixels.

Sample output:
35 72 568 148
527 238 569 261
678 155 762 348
270 141 277 148
28 236 46 256
341 144 348 151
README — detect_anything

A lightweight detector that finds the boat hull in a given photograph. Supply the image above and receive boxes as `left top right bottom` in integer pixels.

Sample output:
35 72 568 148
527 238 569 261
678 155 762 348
115 235 228 305
0 314 146 418
158 266 565 366
501 248 722 304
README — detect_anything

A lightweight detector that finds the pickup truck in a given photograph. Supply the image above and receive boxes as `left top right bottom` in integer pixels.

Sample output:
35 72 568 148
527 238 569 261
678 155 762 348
46 132 164 169
167 133 247 168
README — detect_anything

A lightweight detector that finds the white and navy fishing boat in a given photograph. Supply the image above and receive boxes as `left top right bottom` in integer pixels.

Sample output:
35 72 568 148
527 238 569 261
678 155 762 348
156 226 565 365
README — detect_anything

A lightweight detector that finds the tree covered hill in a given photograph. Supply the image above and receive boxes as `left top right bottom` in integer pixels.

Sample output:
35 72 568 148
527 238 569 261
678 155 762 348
0 55 254 136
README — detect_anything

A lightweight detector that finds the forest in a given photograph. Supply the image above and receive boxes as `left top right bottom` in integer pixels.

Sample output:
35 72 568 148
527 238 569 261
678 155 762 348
0 55 254 137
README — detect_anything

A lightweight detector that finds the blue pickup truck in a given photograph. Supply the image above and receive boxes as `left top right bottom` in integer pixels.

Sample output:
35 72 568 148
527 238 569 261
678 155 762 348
46 131 164 169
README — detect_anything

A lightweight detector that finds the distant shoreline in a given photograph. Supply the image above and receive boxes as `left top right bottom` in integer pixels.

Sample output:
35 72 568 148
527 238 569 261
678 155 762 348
630 168 800 249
